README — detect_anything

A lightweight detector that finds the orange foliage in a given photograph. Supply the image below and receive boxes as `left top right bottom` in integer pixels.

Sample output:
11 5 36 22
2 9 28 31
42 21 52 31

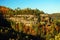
45 26 50 33
31 29 36 35
0 6 9 14
55 26 59 32
15 24 19 31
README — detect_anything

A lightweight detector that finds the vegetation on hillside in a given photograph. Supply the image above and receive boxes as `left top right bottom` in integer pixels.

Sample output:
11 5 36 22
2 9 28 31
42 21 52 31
0 6 60 40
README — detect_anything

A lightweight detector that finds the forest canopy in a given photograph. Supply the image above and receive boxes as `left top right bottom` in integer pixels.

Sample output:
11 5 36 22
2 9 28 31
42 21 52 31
0 6 44 15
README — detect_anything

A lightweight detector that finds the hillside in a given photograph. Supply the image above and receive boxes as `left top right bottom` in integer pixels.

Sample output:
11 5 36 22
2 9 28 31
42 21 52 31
0 6 60 40
49 13 60 20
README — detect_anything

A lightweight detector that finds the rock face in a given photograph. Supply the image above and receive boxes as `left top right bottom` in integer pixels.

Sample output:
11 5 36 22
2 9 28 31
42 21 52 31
6 14 53 36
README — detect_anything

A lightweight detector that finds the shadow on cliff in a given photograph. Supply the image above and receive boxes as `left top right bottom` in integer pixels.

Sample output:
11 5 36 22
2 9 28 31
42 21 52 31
0 13 11 28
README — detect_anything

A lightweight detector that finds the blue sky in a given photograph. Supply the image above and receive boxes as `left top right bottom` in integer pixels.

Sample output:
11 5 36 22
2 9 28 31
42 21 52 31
0 0 60 14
